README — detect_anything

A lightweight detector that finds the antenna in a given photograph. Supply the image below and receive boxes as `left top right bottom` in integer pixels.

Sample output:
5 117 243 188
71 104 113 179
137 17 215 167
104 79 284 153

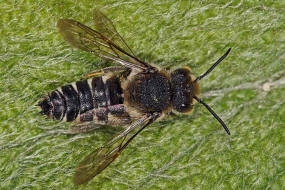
193 96 231 135
194 48 231 82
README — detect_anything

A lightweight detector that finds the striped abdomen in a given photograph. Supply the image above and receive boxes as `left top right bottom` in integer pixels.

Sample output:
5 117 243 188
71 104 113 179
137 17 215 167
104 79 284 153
38 76 125 123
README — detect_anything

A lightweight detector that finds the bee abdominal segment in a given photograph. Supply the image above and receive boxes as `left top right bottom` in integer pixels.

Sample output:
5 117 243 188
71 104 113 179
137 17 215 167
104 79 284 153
76 80 94 113
61 84 80 121
50 90 66 120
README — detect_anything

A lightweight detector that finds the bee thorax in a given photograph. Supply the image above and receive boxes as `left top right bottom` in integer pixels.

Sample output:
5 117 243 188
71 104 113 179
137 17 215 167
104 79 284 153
125 72 171 113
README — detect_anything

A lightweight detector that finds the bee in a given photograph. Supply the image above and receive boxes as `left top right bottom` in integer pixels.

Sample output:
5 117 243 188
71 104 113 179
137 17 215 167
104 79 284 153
37 9 231 185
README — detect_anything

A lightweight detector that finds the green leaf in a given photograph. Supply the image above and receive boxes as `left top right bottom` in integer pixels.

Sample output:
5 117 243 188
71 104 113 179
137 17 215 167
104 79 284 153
0 0 284 189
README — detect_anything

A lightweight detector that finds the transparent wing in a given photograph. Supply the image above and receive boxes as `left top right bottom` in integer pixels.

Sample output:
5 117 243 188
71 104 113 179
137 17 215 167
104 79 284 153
57 17 150 70
73 114 158 185
93 8 136 57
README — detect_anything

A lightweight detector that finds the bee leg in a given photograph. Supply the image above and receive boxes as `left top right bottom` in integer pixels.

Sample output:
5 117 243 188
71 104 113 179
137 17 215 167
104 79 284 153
82 66 128 79
82 71 104 79
69 122 102 134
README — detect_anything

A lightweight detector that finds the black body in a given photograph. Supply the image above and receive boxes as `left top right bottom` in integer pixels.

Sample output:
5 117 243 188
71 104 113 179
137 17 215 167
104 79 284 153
39 68 199 122
38 76 124 122
125 72 171 113
171 68 197 113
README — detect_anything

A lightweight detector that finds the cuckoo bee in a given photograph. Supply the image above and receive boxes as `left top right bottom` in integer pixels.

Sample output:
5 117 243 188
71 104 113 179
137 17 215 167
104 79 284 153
37 9 231 185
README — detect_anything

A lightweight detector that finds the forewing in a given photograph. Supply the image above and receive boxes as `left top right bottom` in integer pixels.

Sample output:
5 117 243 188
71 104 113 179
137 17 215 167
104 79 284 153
93 8 136 57
73 115 154 185
57 19 148 70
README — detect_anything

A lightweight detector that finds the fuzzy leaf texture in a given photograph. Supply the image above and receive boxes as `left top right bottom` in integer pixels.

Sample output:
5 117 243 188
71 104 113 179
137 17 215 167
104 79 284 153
0 0 284 189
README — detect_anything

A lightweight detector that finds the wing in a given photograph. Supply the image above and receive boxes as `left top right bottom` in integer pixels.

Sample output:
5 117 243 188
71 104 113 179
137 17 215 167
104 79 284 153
57 13 151 71
73 113 159 185
93 9 136 58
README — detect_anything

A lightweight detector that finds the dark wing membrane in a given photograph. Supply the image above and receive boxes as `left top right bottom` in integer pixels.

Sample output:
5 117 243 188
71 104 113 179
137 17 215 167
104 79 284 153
93 9 136 57
57 19 149 70
73 114 157 185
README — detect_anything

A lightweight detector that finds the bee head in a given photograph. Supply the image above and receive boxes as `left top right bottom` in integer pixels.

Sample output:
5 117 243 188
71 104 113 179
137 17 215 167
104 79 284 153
170 67 199 114
170 48 232 135
37 97 52 117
